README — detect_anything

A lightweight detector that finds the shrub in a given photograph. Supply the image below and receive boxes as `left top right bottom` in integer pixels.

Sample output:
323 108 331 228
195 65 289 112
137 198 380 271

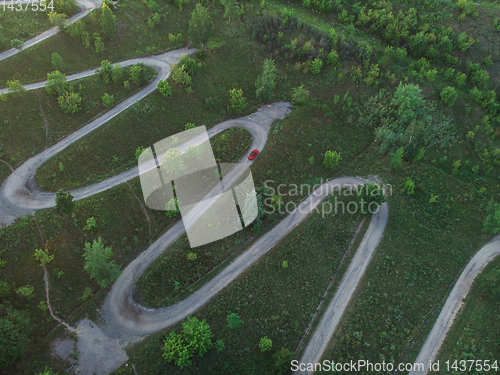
309 58 323 75
101 3 116 39
326 50 339 66
440 86 458 107
483 199 500 234
102 93 115 107
157 80 172 97
215 339 225 353
291 85 308 105
171 63 192 87
10 39 24 50
227 313 241 329
58 92 82 113
255 59 277 101
6 80 25 95
273 347 293 375
323 150 341 169
259 336 272 352
97 60 113 83
111 63 122 82
94 34 105 53
179 54 196 75
51 52 65 71
83 237 120 287
130 64 146 85
47 11 68 30
15 285 34 298
184 122 195 130
204 96 214 110
45 70 68 96
55 189 75 213
404 177 415 195
229 88 247 114
390 147 404 169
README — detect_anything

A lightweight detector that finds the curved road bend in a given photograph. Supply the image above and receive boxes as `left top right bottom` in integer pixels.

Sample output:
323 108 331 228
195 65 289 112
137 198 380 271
0 0 101 62
409 235 500 375
0 48 197 226
103 178 386 337
294 202 388 375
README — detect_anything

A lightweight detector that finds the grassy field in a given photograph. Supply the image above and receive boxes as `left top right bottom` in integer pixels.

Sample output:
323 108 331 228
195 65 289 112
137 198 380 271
0 65 152 173
434 256 500 374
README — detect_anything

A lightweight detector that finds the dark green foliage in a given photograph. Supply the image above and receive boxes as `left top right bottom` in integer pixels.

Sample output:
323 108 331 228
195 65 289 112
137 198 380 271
45 70 68 96
101 3 117 39
255 59 277 102
55 189 75 214
51 52 65 71
358 183 387 216
0 312 30 369
483 199 500 234
163 317 213 368
83 237 120 288
362 83 455 160
227 312 240 328
273 347 293 375
188 4 212 49
178 54 196 76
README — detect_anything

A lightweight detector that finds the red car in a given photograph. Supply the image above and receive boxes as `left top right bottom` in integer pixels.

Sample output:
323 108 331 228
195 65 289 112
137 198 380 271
248 150 259 160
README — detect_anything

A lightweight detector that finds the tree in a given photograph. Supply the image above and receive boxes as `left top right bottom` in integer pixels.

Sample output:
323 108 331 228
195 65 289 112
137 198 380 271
255 59 277 102
55 189 75 214
45 70 68 96
101 3 116 39
163 317 213 369
58 92 82 113
390 147 404 170
403 177 415 195
483 199 500 234
94 33 105 53
323 150 341 169
34 248 54 266
358 183 387 216
273 347 293 375
11 39 24 50
158 80 172 97
112 63 123 83
229 88 247 114
259 336 272 352
188 4 213 49
6 80 25 95
161 148 183 175
0 314 30 369
102 93 115 107
227 312 240 328
97 60 113 83
440 86 458 107
309 58 323 74
83 237 120 287
291 85 309 105
36 367 59 375
48 11 68 31
215 339 225 352
179 54 196 75
362 83 455 161
171 64 192 88
51 52 65 71
222 0 239 21
130 64 146 85
326 50 340 66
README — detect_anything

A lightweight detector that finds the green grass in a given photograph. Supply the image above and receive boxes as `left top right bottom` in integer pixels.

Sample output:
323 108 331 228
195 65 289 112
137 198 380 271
0 65 152 170
114 194 364 375
434 256 500 374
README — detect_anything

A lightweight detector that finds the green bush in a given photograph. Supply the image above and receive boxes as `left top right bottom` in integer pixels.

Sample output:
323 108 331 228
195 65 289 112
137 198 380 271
157 80 172 98
102 93 115 107
323 150 341 169
229 88 247 114
58 92 82 113
291 85 309 105
309 58 323 74
440 86 458 107
259 336 272 352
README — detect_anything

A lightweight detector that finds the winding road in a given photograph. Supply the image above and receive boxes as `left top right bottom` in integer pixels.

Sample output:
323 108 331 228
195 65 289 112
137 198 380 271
1 9 500 375
409 235 500 375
